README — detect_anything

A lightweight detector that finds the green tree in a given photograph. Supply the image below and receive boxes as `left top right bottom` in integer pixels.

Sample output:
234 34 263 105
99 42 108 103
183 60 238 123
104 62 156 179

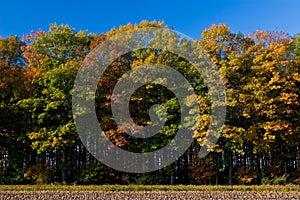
19 23 92 183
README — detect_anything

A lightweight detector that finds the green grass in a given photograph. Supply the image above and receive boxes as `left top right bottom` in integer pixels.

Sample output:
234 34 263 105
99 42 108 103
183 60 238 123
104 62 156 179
0 184 299 192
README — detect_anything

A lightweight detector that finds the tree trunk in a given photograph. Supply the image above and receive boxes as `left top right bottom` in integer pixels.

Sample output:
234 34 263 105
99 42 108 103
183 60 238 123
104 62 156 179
215 172 219 185
228 151 233 185
298 147 300 171
170 175 174 185
61 148 67 183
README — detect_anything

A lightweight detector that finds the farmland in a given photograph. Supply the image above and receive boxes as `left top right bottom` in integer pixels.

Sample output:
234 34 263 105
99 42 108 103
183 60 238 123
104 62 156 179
1 191 300 199
1 185 299 199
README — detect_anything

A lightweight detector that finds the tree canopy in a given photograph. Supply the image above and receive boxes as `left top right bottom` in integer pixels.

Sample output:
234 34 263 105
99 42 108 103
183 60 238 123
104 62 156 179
0 21 300 185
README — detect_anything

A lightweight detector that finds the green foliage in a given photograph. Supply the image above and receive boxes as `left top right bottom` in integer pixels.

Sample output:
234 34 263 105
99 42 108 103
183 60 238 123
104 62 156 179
0 21 300 185
273 174 289 185
261 174 289 185
0 167 25 184
261 177 273 185
135 172 165 185
75 164 104 185
293 33 300 59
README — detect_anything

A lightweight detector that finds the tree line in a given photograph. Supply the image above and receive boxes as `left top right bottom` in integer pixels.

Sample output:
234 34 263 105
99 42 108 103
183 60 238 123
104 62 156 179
1 20 300 185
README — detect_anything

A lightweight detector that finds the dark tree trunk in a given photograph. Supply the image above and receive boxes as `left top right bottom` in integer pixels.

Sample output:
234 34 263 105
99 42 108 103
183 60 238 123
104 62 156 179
228 151 233 186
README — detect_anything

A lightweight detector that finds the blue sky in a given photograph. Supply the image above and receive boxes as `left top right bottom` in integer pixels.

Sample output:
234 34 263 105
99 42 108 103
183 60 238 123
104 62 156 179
0 0 299 39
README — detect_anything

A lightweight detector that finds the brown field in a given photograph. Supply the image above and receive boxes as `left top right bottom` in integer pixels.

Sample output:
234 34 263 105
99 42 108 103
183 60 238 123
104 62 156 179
1 185 300 199
1 191 300 199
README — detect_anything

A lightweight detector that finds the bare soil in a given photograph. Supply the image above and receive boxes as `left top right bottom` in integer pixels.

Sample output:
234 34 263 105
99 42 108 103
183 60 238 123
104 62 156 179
1 191 300 200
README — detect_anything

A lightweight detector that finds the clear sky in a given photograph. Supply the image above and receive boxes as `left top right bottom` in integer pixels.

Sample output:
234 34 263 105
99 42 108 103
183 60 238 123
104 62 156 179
0 0 299 39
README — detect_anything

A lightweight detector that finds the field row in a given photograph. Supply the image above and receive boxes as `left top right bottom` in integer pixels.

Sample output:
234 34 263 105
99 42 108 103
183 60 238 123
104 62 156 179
1 191 300 200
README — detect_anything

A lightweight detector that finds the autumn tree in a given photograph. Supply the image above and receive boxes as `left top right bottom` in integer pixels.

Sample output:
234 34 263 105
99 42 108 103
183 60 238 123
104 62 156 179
197 24 300 184
19 23 92 183
0 36 30 183
1 21 300 185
